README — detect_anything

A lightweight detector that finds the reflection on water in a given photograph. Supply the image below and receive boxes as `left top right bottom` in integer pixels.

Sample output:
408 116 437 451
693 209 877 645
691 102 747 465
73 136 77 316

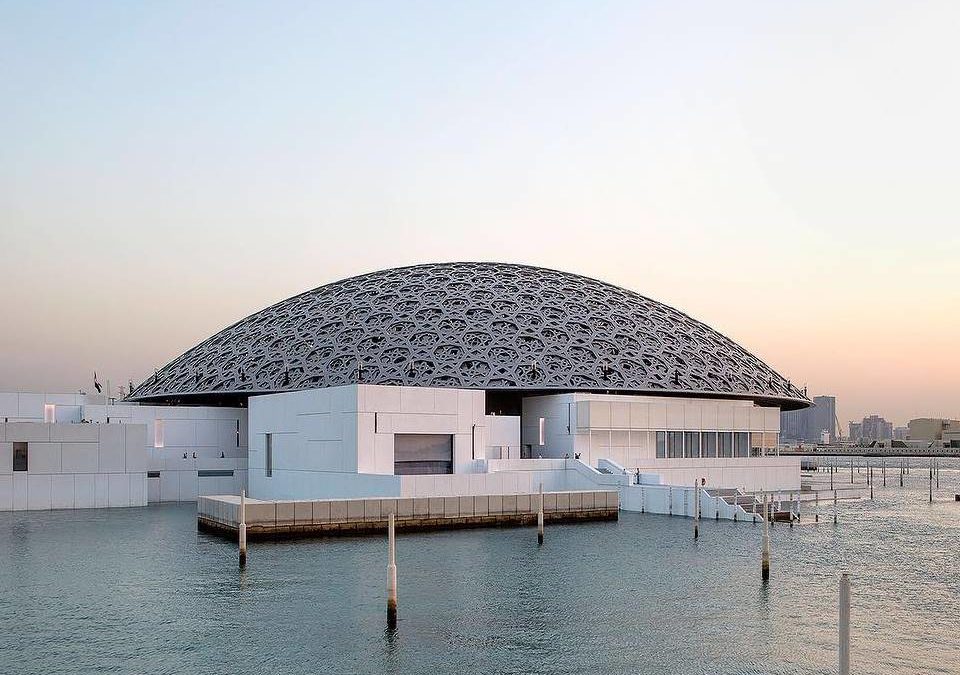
0 462 958 675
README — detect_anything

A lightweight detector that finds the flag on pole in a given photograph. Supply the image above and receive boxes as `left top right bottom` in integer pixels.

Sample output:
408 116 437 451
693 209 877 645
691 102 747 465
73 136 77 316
94 372 102 394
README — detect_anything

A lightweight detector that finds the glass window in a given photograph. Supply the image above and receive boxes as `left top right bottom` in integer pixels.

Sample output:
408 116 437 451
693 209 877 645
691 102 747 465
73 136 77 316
656 431 666 458
13 442 27 472
667 431 684 458
703 432 717 458
684 432 700 458
43 404 55 423
751 432 764 457
265 433 273 477
154 420 164 448
718 432 733 458
734 432 750 457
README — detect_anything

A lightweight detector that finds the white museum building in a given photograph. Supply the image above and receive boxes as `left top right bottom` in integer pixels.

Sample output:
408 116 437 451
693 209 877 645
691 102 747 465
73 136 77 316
2 263 806 512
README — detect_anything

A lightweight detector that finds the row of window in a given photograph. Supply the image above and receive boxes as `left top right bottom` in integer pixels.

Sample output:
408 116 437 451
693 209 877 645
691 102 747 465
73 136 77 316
654 431 778 459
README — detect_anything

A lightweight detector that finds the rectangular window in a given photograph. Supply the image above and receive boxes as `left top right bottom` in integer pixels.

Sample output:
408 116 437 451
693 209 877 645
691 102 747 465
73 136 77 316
198 469 235 477
667 431 684 458
718 432 733 458
43 404 56 423
13 442 28 471
265 433 273 477
734 432 750 457
750 432 764 457
147 471 160 478
684 432 700 458
656 431 666 458
154 420 165 448
703 432 717 458
394 434 453 475
538 417 546 446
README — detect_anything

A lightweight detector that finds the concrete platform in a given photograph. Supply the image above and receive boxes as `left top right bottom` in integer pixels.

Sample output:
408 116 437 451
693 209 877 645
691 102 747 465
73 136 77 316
197 490 619 539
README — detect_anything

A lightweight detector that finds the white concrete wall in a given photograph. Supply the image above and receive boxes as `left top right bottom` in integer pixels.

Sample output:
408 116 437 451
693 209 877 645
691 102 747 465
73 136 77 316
0 422 147 510
484 414 521 459
248 384 490 501
91 403 248 503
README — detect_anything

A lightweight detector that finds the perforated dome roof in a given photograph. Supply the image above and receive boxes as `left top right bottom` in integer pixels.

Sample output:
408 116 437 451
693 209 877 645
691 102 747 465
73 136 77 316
128 262 809 409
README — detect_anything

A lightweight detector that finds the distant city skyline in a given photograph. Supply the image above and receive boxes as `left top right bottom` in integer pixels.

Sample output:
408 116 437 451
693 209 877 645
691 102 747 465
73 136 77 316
2 2 958 425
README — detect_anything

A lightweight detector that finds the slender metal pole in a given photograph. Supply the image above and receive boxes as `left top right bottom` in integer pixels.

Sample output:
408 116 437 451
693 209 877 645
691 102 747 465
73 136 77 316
834 489 838 525
537 483 544 546
387 512 398 628
850 457 854 484
839 573 851 675
715 494 719 520
882 458 886 487
929 458 933 503
900 458 904 488
761 493 770 581
238 489 247 568
693 481 699 540
815 491 819 523
669 486 673 516
830 464 834 491
936 458 940 489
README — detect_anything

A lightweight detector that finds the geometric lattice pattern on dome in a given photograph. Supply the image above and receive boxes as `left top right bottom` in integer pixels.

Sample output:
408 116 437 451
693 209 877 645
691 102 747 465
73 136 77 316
127 262 808 408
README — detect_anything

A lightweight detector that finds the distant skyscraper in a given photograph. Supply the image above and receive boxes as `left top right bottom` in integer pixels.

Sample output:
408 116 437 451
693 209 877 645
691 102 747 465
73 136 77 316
780 394 837 443
893 426 910 441
848 422 863 443
859 414 893 443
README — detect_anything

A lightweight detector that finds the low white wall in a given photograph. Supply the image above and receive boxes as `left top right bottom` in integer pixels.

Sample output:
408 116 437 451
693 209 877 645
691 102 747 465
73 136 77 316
632 457 800 492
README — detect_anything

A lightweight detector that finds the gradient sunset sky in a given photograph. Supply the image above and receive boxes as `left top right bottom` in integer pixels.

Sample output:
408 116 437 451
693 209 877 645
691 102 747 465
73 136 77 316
2 1 957 427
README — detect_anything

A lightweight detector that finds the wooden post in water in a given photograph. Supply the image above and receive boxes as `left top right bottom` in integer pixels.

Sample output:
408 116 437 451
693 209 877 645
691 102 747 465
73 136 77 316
839 573 851 675
387 512 398 628
815 491 819 523
929 459 933 503
640 486 645 513
715 493 720 520
830 464 834 491
669 486 673 516
834 489 838 525
936 458 940 489
537 483 544 546
882 458 886 487
761 493 770 581
693 481 699 540
900 458 904 488
850 457 854 484
238 489 247 568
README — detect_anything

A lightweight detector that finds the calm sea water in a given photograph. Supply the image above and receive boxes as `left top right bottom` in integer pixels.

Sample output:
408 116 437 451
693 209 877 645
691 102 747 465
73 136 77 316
1 458 957 675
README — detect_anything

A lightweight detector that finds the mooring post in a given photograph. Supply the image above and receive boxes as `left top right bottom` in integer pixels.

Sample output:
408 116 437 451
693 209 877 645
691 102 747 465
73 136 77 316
929 458 933 503
761 493 770 581
815 491 819 523
693 481 699 540
640 485 645 513
833 489 838 525
752 495 757 524
850 457 854 484
537 483 544 546
238 489 247 568
936 458 940 489
839 573 851 675
387 512 398 628
669 486 673 516
830 464 834 491
900 458 904 488
882 458 886 487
